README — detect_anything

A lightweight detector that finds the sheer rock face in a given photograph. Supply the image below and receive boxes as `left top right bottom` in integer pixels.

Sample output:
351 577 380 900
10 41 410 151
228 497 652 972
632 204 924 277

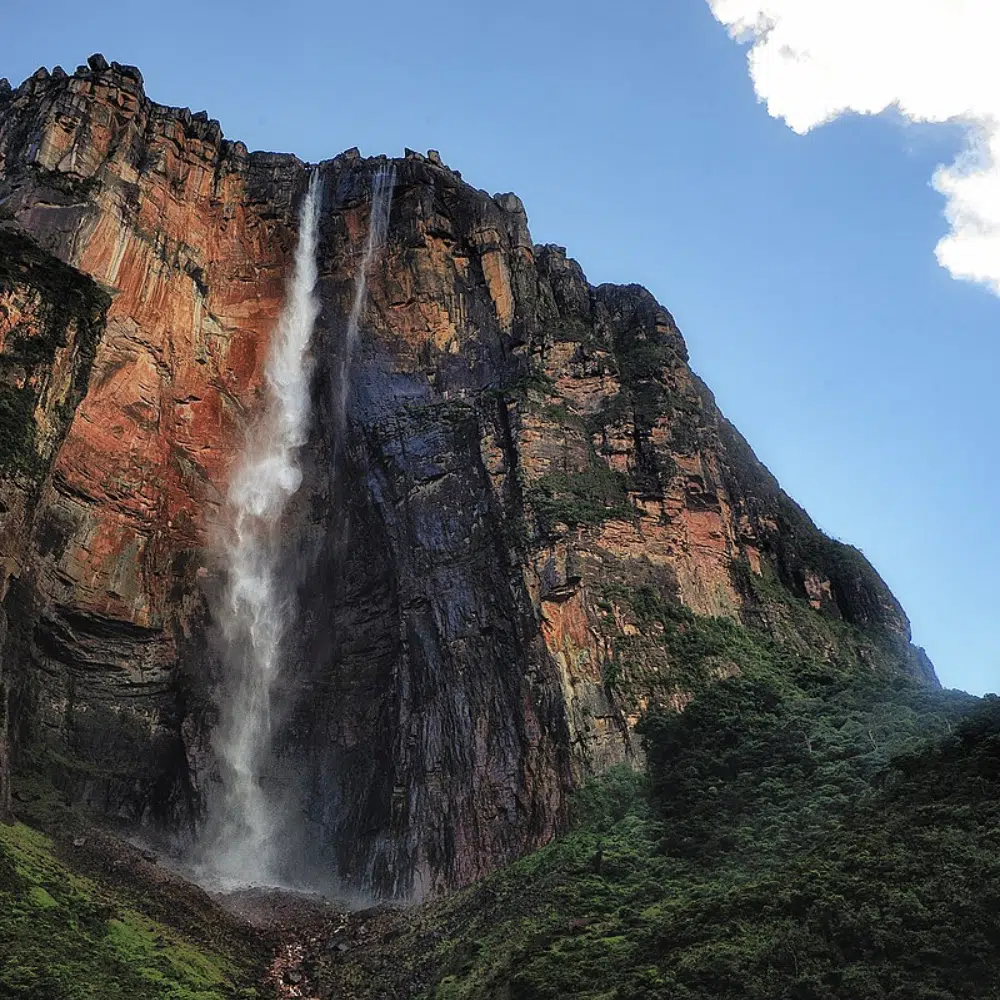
0 61 935 894
0 228 110 819
0 60 307 826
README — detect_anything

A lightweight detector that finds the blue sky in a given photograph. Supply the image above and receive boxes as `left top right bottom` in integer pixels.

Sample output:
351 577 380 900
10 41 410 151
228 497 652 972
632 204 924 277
2 0 996 694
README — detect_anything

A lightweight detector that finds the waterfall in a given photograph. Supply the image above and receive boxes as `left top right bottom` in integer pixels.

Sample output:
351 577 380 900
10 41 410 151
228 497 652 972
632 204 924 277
200 164 396 891
204 169 324 888
334 165 396 429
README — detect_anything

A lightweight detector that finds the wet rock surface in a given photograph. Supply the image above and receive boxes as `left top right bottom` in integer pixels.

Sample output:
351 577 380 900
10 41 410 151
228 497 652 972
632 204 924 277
0 59 936 898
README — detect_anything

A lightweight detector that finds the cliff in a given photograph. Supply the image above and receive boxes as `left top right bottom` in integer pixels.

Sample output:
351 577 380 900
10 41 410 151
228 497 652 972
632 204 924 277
0 56 935 895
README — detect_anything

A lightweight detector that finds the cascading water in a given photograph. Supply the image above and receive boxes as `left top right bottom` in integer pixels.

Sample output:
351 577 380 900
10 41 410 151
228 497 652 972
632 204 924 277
203 168 324 888
199 164 396 891
333 165 396 430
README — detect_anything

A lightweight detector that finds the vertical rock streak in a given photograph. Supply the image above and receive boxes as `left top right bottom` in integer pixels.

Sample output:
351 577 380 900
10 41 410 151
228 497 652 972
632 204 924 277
207 170 323 886
335 166 396 429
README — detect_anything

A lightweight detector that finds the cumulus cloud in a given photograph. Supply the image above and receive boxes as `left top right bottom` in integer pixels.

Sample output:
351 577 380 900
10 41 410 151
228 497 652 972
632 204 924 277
707 0 1000 294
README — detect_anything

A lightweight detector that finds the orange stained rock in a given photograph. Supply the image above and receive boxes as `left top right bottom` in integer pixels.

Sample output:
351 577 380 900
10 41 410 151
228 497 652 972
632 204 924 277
540 589 602 686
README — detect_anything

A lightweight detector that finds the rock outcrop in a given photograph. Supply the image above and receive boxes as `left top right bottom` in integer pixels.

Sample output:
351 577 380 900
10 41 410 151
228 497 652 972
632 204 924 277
0 58 934 894
0 228 109 818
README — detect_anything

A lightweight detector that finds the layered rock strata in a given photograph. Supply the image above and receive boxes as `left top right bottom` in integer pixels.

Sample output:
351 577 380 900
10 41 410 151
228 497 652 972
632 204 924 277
0 58 934 894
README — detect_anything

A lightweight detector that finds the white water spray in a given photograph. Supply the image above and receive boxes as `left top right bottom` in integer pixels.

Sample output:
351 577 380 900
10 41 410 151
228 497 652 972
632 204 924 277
206 170 323 887
201 165 396 890
334 165 396 428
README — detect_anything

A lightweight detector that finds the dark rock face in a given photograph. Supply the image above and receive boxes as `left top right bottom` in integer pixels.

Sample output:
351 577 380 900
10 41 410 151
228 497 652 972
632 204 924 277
275 159 575 895
0 228 110 819
0 62 936 894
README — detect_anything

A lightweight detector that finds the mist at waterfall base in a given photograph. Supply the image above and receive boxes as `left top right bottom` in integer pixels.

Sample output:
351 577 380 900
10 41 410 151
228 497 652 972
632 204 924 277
189 165 397 899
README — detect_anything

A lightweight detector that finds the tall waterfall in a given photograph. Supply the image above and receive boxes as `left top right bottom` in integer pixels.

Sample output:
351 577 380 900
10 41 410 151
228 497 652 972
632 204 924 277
206 169 324 887
202 164 396 889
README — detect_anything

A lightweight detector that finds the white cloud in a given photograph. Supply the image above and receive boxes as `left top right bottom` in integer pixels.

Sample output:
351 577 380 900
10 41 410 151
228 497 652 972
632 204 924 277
707 0 1000 294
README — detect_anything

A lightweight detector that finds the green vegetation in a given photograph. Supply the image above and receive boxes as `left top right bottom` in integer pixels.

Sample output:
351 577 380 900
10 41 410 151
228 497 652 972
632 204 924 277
318 588 995 1000
494 358 636 532
0 230 108 370
0 822 263 999
596 580 910 705
488 368 556 406
528 462 633 531
584 390 629 440
28 166 100 201
615 337 674 429
379 674 995 1000
547 317 602 348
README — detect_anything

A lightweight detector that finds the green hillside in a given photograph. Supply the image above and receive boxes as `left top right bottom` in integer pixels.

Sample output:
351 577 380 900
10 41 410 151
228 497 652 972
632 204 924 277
305 594 998 1000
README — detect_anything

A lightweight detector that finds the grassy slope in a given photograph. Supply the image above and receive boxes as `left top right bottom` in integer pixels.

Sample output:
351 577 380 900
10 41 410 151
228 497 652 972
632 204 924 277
0 818 271 1000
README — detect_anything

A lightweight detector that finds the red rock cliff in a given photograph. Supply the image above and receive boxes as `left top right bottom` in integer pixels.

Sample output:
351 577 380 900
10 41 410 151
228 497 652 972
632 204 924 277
0 57 306 824
0 57 935 894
